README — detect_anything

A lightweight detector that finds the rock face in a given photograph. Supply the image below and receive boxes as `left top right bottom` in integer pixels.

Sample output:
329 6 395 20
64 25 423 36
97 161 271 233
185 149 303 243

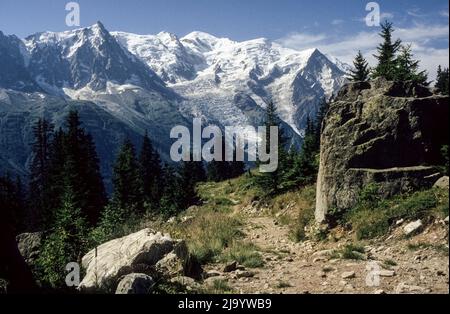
115 273 154 294
79 229 185 292
16 232 42 265
433 176 449 190
316 79 449 222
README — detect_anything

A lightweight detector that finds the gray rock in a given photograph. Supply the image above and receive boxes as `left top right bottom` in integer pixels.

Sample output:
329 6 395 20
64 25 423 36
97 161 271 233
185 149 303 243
170 276 201 291
433 176 449 189
115 273 154 294
315 79 448 222
395 282 431 294
79 229 177 292
341 271 356 279
223 261 237 273
155 241 189 278
16 232 42 265
403 220 423 236
235 270 255 278
379 270 396 277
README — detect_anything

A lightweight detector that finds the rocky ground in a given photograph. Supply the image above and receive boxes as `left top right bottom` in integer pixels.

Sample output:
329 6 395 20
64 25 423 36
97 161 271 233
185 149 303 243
202 214 449 294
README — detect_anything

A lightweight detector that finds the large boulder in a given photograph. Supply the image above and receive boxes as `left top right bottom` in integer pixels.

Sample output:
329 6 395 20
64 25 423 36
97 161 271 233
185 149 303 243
316 79 449 222
79 229 179 292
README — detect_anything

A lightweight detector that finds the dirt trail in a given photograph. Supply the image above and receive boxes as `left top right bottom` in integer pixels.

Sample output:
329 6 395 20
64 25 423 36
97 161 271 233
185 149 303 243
205 215 449 294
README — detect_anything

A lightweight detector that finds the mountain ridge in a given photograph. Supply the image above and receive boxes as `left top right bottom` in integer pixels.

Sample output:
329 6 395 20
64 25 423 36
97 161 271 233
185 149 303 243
0 22 349 184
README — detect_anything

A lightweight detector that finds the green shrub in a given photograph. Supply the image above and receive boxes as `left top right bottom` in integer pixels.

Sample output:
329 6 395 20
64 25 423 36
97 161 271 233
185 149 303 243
220 243 264 268
346 186 444 240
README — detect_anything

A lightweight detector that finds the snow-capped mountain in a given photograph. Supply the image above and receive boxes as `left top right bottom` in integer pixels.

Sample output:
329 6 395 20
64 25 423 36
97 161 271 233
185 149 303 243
113 30 348 134
0 31 40 92
0 22 349 185
23 22 172 97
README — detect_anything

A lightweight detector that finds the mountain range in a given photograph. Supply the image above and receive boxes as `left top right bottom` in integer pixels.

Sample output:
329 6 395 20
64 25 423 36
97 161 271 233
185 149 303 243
0 21 349 187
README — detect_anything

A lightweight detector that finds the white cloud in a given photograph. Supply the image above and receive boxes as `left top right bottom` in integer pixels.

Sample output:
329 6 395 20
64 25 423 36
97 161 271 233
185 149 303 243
277 32 326 47
277 24 449 80
331 19 344 25
439 9 449 18
380 12 395 20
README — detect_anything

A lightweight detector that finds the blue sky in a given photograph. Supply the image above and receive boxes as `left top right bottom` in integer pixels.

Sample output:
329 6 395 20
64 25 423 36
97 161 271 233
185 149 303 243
0 0 448 77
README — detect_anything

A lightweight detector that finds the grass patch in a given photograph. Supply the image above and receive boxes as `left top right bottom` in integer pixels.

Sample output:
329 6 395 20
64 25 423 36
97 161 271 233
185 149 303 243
345 185 447 240
269 185 316 242
383 259 398 267
331 243 366 260
276 281 292 289
220 242 265 268
205 279 234 294
168 211 243 264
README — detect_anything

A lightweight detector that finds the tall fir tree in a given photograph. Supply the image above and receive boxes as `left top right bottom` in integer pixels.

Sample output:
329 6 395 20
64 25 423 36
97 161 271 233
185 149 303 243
372 21 402 80
179 154 206 209
0 174 26 233
435 65 449 95
296 117 319 185
139 131 163 211
111 138 144 215
394 44 428 85
61 111 106 226
159 164 183 218
314 99 329 151
349 51 370 82
28 118 54 230
256 101 288 195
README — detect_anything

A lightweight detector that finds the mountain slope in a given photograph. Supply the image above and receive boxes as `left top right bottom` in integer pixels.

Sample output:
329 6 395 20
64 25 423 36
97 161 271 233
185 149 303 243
24 22 173 97
113 31 348 135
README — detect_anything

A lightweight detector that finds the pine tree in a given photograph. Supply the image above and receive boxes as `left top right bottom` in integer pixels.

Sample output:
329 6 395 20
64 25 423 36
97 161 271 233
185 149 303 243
435 65 450 95
139 131 163 210
179 156 206 209
37 186 88 288
111 138 144 214
256 101 287 195
314 99 329 150
394 44 428 85
372 21 402 80
296 117 319 185
349 51 370 82
159 164 182 218
59 111 106 226
28 118 54 230
0 174 26 233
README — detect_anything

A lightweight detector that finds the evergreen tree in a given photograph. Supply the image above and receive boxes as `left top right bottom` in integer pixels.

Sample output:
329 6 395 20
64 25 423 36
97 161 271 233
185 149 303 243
139 131 163 210
394 44 428 85
111 138 143 214
179 155 206 209
349 51 370 82
159 164 183 218
256 101 288 195
0 174 26 233
372 21 402 80
296 117 319 185
28 118 54 230
59 111 106 226
206 136 244 182
37 186 88 288
435 65 450 95
314 99 329 150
